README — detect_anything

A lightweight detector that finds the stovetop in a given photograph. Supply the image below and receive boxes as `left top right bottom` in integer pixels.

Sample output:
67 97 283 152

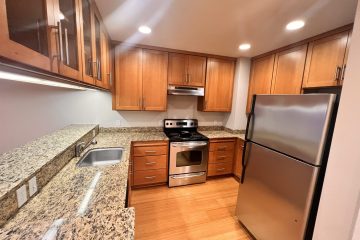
163 119 208 142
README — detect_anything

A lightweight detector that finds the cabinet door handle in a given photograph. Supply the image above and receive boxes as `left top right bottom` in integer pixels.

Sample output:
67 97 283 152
145 176 156 179
64 28 69 65
145 162 156 165
341 65 346 81
217 156 227 160
57 21 64 62
335 66 342 81
145 150 157 153
97 59 101 80
216 168 226 172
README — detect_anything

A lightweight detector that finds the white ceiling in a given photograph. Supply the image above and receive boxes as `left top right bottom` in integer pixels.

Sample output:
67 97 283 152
95 0 357 57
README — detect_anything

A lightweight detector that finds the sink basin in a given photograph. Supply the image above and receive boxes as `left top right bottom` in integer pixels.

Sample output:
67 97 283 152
77 147 123 167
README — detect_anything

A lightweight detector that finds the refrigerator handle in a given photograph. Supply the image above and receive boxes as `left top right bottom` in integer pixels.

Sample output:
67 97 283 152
241 95 256 184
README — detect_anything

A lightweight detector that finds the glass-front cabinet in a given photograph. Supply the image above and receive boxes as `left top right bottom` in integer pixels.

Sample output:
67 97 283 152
0 0 54 71
80 0 94 84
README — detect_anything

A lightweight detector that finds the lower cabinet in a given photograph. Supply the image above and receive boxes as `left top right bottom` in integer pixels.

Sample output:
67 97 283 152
207 139 236 177
131 141 169 187
233 138 245 178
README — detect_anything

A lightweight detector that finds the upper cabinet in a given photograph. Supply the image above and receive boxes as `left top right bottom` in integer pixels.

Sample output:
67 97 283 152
53 0 83 80
0 0 55 71
113 47 168 111
246 55 275 113
303 30 351 88
198 58 235 112
271 45 307 94
0 0 111 89
168 53 206 87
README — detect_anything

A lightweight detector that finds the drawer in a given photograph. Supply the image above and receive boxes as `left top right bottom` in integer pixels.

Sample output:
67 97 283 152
209 150 234 164
133 169 167 186
134 155 167 171
207 162 233 176
209 141 235 152
133 145 168 156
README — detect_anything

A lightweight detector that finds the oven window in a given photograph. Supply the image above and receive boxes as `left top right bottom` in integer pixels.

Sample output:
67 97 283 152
176 150 202 167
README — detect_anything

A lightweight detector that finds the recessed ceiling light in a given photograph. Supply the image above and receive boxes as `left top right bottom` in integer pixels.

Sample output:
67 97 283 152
286 20 305 31
138 25 152 34
239 43 251 51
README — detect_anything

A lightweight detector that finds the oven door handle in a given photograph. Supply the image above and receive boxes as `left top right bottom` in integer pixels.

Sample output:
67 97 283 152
171 142 208 148
170 172 205 179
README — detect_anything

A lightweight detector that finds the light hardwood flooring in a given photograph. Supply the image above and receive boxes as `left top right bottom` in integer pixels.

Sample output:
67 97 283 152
131 177 252 240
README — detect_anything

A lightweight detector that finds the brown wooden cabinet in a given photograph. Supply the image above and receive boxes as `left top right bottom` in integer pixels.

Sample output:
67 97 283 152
168 53 206 87
303 31 351 88
207 139 236 177
198 58 235 112
233 138 244 178
132 141 169 187
114 47 168 111
271 45 307 94
246 55 275 113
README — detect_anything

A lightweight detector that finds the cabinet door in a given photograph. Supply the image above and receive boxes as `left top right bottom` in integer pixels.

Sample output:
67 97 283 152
0 0 54 71
203 58 235 112
142 49 168 111
79 0 94 84
271 45 307 94
114 47 142 110
303 31 349 88
93 10 102 85
187 55 206 87
100 28 111 89
53 0 83 80
168 53 187 86
246 55 275 113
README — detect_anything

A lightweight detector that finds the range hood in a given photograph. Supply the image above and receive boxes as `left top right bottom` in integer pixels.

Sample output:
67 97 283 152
167 85 204 96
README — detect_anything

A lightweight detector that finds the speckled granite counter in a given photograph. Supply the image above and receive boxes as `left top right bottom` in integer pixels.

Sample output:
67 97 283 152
0 130 168 239
200 130 245 140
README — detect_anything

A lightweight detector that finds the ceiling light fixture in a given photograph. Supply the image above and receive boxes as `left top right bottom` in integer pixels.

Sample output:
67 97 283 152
286 20 305 31
138 25 152 34
239 43 251 51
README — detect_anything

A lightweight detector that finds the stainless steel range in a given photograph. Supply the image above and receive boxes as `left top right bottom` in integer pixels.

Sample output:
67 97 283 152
164 119 209 187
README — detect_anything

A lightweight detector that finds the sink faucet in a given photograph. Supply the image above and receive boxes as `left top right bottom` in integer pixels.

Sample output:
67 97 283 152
75 139 97 157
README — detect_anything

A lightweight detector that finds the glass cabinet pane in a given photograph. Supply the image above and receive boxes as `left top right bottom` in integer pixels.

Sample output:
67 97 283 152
81 0 92 77
95 15 102 80
59 0 78 70
5 0 49 56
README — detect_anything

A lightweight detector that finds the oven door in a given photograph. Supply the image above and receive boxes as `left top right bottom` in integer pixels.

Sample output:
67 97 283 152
169 141 209 175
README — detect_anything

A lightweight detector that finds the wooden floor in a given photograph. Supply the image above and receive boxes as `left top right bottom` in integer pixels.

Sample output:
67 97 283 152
131 177 252 240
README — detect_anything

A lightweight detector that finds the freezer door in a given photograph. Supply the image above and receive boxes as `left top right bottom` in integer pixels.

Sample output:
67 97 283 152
236 143 319 240
247 94 335 166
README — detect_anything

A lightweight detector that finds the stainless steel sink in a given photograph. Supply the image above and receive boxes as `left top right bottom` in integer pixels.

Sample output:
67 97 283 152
77 147 123 167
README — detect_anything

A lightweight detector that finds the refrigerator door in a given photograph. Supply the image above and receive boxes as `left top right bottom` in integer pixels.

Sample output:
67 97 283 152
236 143 319 240
247 94 335 166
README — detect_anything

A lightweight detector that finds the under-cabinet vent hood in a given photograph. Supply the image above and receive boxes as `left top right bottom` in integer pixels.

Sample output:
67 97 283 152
167 85 204 96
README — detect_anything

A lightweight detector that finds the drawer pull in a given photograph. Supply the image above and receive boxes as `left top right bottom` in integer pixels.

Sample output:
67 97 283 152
217 156 227 160
145 150 157 153
217 147 227 151
145 176 156 179
145 162 156 165
217 168 226 171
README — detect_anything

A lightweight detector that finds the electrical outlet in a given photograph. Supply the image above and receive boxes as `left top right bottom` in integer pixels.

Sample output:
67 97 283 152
28 176 38 197
16 185 27 207
92 129 96 138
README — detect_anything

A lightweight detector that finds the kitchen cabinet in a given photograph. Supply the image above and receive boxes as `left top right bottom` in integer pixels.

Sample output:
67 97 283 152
0 0 56 71
168 53 206 87
114 47 168 111
132 141 168 187
198 58 235 112
207 139 236 177
303 30 351 88
233 138 244 178
246 54 275 113
271 45 307 94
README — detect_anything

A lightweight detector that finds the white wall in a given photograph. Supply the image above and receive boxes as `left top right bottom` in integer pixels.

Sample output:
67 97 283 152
224 58 251 130
313 1 360 239
0 80 225 154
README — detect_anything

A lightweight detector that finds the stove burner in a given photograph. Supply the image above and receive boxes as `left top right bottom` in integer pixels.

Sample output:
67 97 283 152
164 119 208 142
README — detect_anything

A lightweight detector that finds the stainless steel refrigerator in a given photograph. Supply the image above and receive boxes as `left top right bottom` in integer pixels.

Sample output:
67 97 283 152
236 94 337 240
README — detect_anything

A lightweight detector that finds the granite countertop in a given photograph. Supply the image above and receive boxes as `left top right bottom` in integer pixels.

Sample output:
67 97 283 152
200 130 245 140
0 124 98 199
0 131 168 239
